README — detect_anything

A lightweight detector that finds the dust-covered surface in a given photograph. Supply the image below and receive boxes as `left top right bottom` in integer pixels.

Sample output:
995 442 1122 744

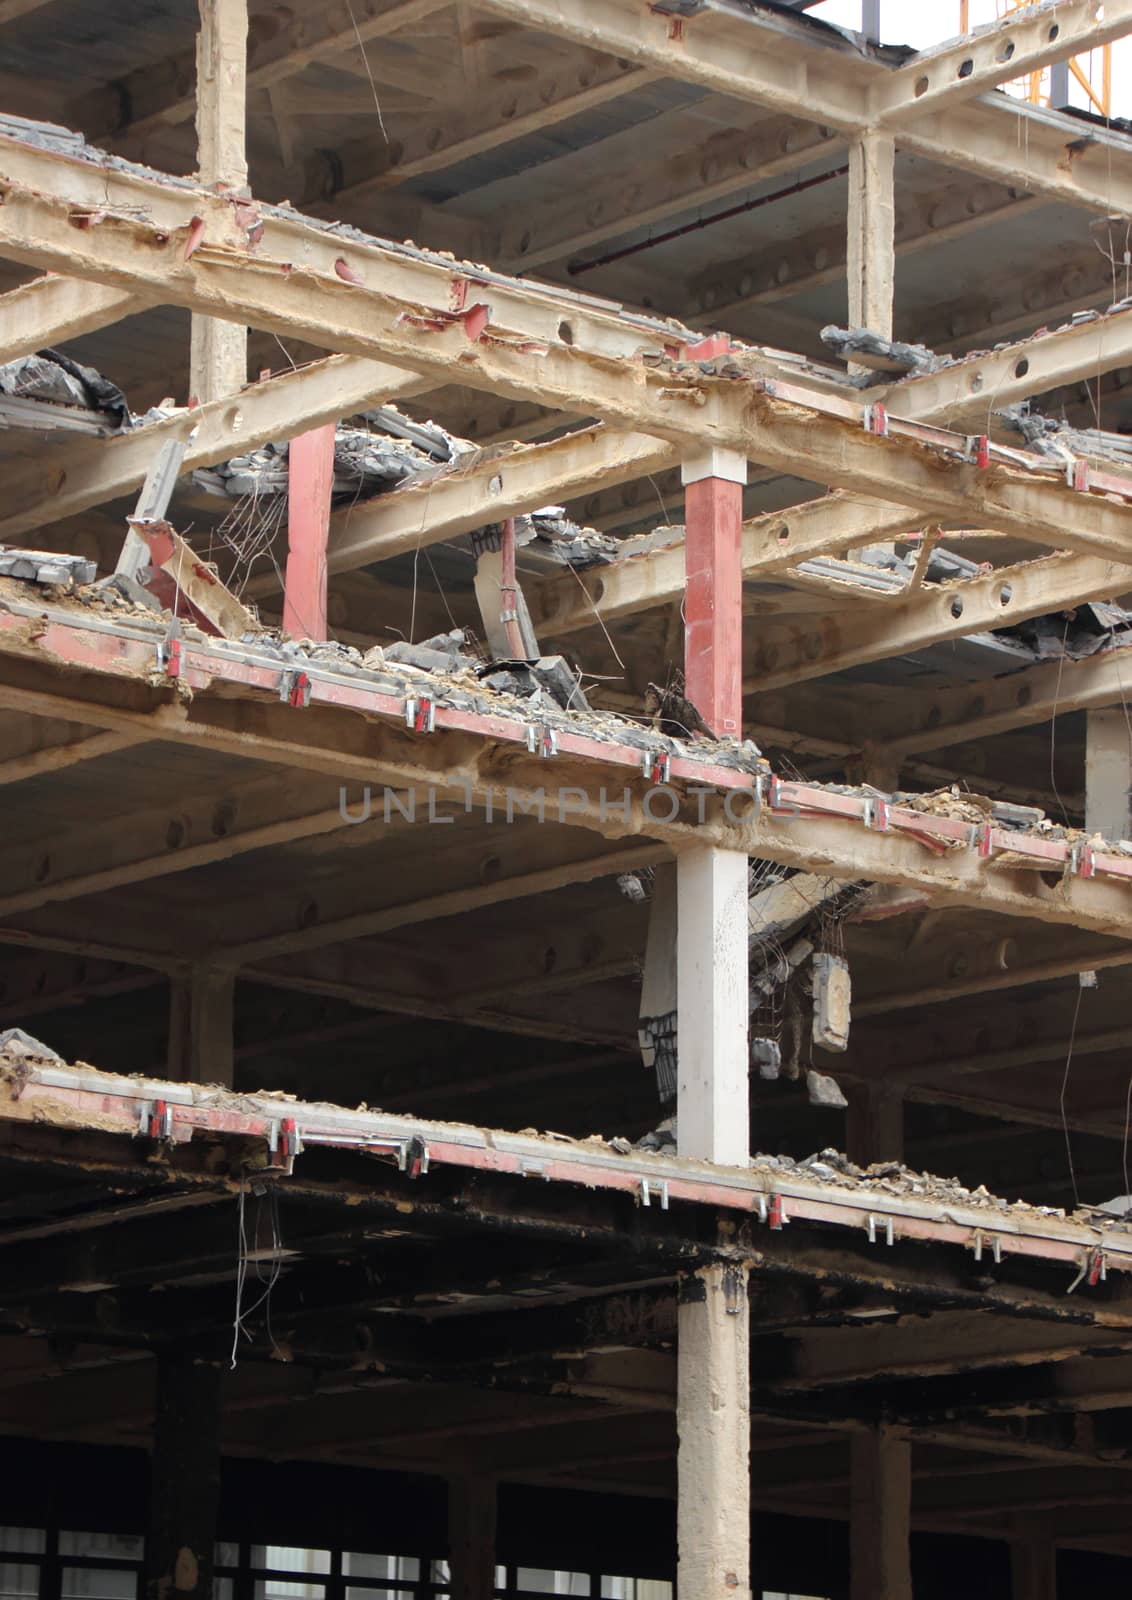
4 1049 1132 1247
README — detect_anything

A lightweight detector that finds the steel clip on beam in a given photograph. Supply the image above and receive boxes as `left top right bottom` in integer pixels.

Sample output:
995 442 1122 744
527 724 558 758
405 695 436 733
138 1098 173 1140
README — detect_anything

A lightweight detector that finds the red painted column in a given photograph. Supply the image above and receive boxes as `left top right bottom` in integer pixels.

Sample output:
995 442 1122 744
283 423 336 640
682 446 746 738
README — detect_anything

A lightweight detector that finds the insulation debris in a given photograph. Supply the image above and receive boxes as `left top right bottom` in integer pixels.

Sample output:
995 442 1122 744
0 349 128 431
191 409 472 502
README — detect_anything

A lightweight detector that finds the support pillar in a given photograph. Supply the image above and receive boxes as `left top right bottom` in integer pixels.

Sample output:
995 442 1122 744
283 423 336 641
1085 706 1132 841
681 447 746 740
677 846 749 1166
846 1084 904 1166
448 1475 497 1600
167 964 234 1087
850 1425 912 1600
677 1264 751 1600
1010 1519 1057 1600
847 128 896 345
190 0 249 403
847 126 896 561
145 1353 223 1600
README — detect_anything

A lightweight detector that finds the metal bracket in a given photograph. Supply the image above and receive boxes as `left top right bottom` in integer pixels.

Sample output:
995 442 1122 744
263 1116 302 1173
405 696 436 733
642 750 671 785
280 669 312 709
527 724 558 758
156 635 182 679
863 402 889 437
1068 457 1091 493
1088 1246 1108 1286
398 1135 429 1178
966 434 991 469
972 1231 1003 1265
1070 840 1098 880
866 1213 895 1247
768 1193 788 1230
862 796 890 833
138 1098 173 1140
640 1177 669 1210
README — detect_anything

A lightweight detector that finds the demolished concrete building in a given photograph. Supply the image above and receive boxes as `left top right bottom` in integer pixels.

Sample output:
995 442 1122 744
5 0 1132 1596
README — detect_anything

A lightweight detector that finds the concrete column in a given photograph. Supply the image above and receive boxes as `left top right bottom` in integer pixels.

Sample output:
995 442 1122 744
145 1353 223 1600
682 446 746 740
1085 706 1132 842
846 1084 904 1167
677 846 749 1167
1010 1521 1057 1600
847 128 896 344
283 422 336 641
850 1425 912 1600
190 0 249 403
448 1475 497 1600
167 964 235 1087
677 1264 751 1600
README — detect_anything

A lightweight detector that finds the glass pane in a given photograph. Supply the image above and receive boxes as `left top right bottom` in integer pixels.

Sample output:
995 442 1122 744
0 1534 45 1557
0 1561 39 1598
215 1546 240 1569
254 1582 325 1600
516 1572 590 1595
59 1536 144 1563
60 1568 137 1600
343 1556 420 1581
215 1581 234 1600
251 1550 331 1576
344 1591 415 1600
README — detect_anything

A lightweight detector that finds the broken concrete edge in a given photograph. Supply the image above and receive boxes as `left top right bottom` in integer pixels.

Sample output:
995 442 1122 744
4 578 1132 867
3 1053 1132 1269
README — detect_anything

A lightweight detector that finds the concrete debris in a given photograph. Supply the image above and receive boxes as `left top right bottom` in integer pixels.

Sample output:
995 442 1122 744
384 630 480 674
0 1027 62 1060
192 412 469 502
0 350 129 430
805 1069 848 1109
635 1113 677 1152
0 548 97 590
820 325 942 376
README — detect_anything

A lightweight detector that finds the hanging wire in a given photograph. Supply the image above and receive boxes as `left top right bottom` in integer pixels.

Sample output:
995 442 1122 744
1059 983 1086 1211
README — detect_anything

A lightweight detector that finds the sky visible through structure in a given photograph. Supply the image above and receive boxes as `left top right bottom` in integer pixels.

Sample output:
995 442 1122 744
811 0 1132 116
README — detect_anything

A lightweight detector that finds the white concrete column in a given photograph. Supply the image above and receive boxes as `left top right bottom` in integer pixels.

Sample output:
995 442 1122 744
676 845 749 1166
1086 706 1132 842
677 1264 751 1600
851 1425 912 1600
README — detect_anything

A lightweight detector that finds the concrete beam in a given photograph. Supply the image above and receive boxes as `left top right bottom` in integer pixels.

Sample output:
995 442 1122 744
873 0 1132 123
0 356 428 543
0 275 143 364
478 0 1132 214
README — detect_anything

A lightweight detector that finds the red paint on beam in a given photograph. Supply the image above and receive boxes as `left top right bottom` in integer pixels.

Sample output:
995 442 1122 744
283 424 336 641
684 474 743 738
